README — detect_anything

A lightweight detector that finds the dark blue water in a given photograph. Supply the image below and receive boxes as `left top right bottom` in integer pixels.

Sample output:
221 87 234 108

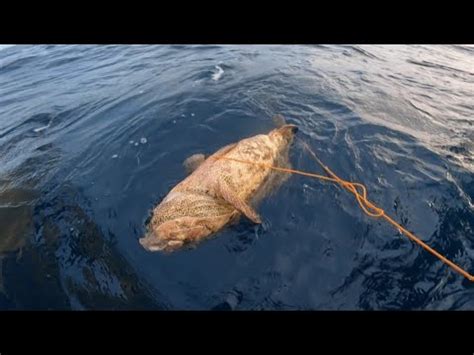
0 45 473 310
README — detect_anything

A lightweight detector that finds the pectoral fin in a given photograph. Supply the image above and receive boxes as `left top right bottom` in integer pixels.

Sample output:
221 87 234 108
218 179 262 224
183 153 206 174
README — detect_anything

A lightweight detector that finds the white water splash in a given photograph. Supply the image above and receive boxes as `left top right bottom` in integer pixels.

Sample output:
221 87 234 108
212 65 224 81
33 125 50 133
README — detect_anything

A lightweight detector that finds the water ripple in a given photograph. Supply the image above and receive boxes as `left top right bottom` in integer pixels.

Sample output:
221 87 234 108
0 45 473 309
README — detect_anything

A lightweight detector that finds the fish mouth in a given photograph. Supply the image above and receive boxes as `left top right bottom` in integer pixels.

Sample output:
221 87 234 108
283 124 298 134
139 236 164 252
139 235 184 253
273 124 298 140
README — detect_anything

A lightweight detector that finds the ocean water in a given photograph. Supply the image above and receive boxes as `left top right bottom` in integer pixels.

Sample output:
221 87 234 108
0 45 473 310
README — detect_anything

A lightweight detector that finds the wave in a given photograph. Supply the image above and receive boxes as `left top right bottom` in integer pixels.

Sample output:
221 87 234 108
407 59 474 76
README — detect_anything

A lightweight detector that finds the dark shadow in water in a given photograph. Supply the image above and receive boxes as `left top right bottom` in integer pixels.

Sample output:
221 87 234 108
0 143 167 310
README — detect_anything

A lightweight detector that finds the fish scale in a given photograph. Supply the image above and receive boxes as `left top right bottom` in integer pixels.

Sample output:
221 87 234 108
153 196 234 225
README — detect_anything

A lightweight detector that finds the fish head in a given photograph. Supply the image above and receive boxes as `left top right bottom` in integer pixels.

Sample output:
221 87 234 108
139 216 212 253
269 124 298 147
139 195 235 253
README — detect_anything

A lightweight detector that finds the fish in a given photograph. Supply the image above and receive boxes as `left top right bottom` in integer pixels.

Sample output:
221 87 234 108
139 115 297 252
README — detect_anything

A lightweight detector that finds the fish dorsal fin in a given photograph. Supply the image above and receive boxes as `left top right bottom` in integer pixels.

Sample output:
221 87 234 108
183 153 206 174
218 177 262 224
272 114 286 127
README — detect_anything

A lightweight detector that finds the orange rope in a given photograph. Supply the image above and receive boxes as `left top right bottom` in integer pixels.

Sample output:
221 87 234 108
216 145 474 282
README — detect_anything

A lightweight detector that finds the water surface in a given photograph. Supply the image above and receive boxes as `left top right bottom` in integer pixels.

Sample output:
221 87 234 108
0 45 473 309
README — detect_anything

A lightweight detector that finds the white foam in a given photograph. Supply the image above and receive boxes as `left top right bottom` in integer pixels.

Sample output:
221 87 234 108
140 137 147 144
33 125 49 133
212 65 224 81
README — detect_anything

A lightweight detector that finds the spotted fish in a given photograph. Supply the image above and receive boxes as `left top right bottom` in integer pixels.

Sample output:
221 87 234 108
139 115 297 252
